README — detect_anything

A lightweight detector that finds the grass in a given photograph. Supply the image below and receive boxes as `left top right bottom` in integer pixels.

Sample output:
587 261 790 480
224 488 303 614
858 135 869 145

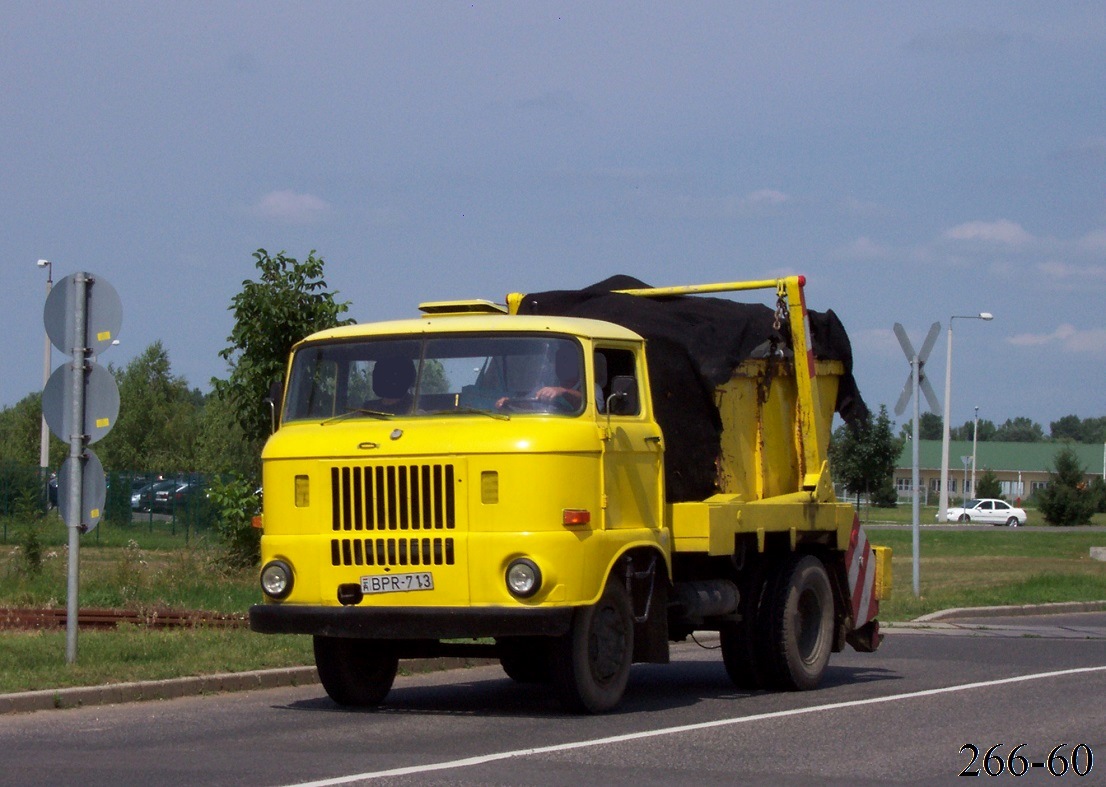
1 517 1105 694
855 502 1106 529
870 529 1106 621
0 628 313 694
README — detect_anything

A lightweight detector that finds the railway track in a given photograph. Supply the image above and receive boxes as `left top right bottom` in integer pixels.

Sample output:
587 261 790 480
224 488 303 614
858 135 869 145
0 607 248 630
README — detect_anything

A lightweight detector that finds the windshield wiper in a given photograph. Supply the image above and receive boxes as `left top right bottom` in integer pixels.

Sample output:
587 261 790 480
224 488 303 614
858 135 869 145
320 408 395 425
424 407 510 421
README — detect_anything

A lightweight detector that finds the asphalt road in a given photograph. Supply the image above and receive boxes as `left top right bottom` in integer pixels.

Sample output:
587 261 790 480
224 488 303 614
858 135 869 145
3 612 1105 786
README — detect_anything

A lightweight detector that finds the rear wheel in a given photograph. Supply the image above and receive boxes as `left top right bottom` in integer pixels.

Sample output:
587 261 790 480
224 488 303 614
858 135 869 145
762 555 834 691
551 577 634 713
313 636 398 707
1006 517 1020 527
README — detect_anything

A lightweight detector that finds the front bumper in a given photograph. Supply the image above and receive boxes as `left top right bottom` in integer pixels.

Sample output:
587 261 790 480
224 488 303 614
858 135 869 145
249 603 574 640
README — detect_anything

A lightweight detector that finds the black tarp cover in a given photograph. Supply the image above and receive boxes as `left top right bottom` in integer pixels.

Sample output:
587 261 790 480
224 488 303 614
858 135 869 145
517 275 868 502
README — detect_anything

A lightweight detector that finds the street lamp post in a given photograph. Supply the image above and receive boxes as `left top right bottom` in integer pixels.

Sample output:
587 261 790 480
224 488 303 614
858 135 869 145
971 406 979 496
37 260 53 478
938 312 993 522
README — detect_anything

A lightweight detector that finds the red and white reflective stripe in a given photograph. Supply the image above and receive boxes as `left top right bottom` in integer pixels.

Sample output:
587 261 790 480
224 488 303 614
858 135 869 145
797 284 816 380
845 514 878 626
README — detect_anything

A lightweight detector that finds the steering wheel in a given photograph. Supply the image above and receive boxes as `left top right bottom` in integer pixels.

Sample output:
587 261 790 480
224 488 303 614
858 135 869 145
498 394 576 414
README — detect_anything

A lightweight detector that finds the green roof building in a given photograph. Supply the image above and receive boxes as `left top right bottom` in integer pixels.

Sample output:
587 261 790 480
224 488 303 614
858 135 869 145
894 440 1106 504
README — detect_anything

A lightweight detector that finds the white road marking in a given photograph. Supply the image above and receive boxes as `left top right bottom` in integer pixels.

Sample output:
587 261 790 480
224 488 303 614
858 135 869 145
288 664 1106 786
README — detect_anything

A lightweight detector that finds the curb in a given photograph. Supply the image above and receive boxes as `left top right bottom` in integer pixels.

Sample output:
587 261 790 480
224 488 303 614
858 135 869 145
0 657 494 716
0 666 319 715
913 600 1106 622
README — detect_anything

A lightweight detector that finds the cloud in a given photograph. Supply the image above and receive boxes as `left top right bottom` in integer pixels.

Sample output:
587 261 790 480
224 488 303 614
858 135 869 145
251 190 332 224
1079 229 1106 253
1007 324 1106 355
942 219 1034 247
742 189 789 207
832 236 891 261
1035 259 1106 281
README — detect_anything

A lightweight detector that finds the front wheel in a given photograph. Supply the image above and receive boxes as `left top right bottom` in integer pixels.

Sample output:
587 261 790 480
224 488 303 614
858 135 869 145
958 514 970 523
313 636 398 707
551 577 634 713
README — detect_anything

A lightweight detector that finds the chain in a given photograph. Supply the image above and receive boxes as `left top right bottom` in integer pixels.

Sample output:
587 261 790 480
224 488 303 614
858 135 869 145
773 283 789 332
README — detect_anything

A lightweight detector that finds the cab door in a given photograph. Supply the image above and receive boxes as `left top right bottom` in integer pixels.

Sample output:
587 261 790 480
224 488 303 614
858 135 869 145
595 346 664 533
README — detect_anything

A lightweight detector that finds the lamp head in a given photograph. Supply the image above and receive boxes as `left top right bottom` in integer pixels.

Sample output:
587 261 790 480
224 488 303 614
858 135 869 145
37 259 50 268
979 312 993 320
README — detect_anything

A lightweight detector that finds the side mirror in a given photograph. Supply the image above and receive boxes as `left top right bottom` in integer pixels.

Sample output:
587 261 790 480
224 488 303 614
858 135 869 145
265 380 284 433
607 375 639 416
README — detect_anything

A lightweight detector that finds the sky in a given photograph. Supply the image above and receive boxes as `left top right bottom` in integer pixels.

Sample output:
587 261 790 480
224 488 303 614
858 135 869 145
3 2 1104 435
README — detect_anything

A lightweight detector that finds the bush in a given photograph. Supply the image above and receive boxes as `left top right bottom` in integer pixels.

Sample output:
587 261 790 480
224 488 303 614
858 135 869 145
1038 447 1095 527
207 476 261 568
974 468 1003 500
1089 477 1106 515
0 463 46 517
104 472 134 526
871 480 898 508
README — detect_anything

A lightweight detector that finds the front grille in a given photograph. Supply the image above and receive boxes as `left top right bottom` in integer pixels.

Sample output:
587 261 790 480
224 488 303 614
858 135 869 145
330 463 456 531
330 536 455 567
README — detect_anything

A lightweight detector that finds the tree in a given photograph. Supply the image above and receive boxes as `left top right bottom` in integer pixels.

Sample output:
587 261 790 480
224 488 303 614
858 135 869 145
98 342 201 472
830 405 902 509
0 393 67 469
899 411 943 442
1049 414 1085 442
1037 446 1095 527
950 418 996 442
210 249 353 567
213 249 353 458
974 468 1002 500
1050 415 1106 444
993 417 1045 443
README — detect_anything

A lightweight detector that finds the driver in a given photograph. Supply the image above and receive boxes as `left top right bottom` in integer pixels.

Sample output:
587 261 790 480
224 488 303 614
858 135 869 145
497 344 594 412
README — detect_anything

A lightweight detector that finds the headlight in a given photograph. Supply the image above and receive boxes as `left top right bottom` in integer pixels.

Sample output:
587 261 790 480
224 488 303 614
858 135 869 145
260 560 294 600
506 558 542 599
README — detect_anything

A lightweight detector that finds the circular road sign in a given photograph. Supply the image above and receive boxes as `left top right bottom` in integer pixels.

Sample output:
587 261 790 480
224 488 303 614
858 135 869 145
58 450 107 532
42 361 120 445
43 272 122 357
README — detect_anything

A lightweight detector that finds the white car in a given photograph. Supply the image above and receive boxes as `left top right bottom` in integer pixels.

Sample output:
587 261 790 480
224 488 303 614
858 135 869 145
941 498 1027 527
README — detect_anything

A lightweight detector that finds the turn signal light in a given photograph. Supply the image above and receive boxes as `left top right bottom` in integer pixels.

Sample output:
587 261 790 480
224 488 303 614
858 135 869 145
562 509 591 527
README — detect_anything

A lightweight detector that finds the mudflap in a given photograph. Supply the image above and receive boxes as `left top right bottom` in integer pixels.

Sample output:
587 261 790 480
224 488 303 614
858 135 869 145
845 619 882 653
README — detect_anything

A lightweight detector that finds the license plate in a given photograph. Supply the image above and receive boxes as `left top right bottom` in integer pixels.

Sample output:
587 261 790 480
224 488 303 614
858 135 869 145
361 572 435 595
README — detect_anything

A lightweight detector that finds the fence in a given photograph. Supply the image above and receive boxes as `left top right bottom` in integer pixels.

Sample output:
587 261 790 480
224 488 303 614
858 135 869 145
0 464 230 545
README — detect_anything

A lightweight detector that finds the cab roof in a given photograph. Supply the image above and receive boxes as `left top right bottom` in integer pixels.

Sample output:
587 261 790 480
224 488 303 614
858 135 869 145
295 312 645 347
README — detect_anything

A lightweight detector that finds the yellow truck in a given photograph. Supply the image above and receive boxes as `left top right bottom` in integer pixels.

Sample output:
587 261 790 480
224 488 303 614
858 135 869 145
249 274 890 713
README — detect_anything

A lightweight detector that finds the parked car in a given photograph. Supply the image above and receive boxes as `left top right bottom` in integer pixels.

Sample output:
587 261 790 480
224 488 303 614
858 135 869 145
131 479 177 512
153 480 205 513
940 498 1027 527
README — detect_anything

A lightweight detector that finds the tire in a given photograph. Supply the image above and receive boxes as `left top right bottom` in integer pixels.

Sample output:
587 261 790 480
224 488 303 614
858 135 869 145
720 565 772 690
762 555 834 691
313 636 398 707
498 637 551 684
551 577 634 713
958 514 970 523
1006 517 1020 528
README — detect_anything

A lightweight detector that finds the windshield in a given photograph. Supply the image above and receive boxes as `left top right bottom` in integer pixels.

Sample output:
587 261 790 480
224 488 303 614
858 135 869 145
282 334 586 422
